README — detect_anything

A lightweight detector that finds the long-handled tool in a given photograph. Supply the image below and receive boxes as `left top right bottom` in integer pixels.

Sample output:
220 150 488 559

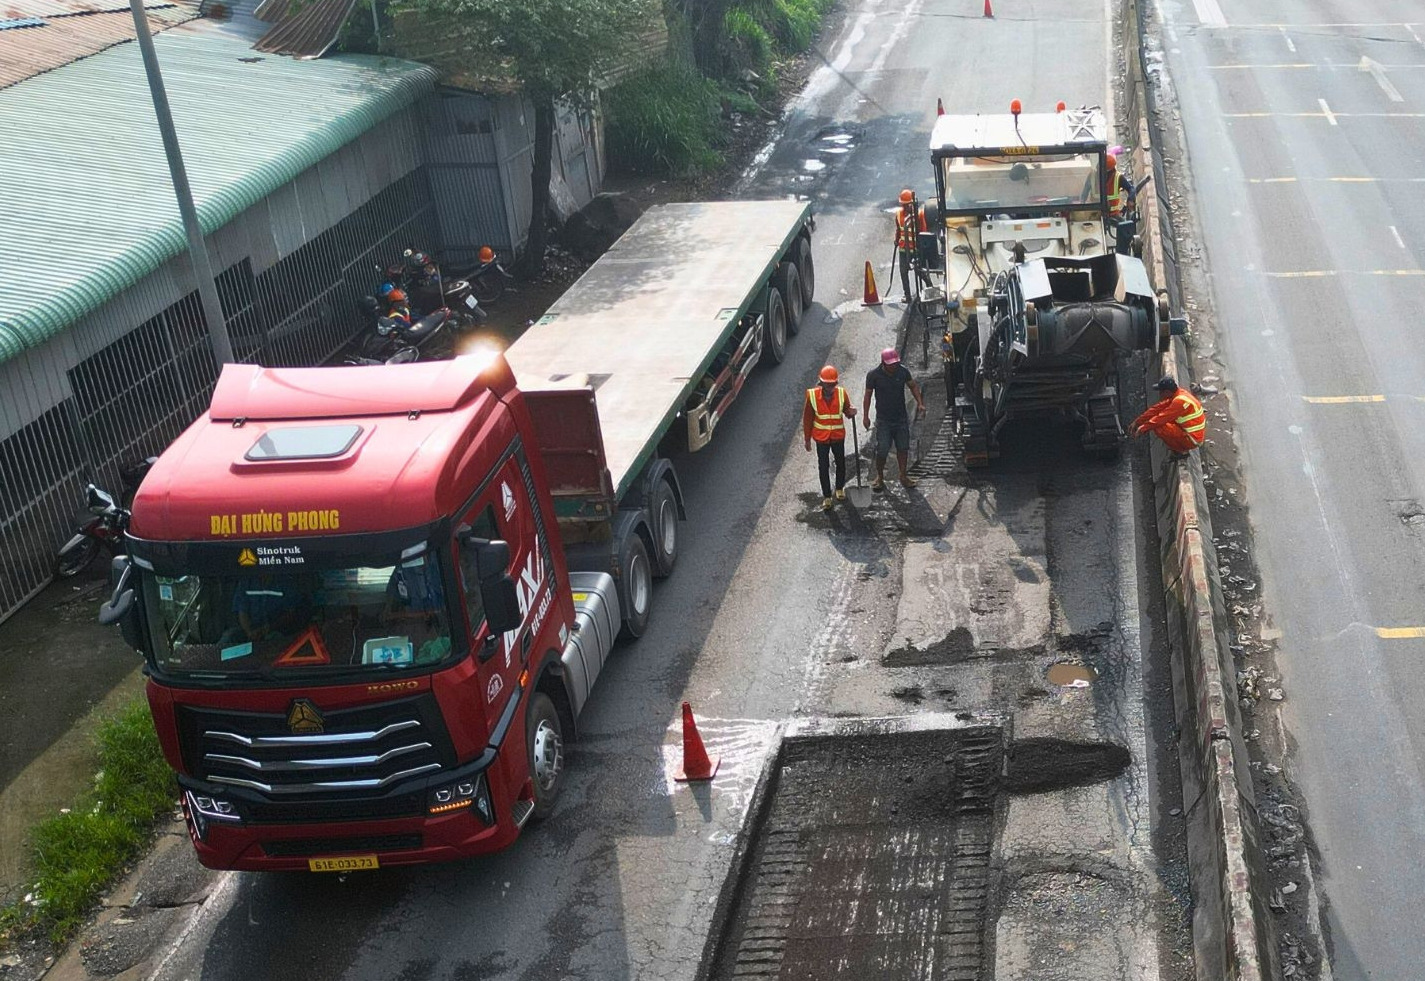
847 415 873 508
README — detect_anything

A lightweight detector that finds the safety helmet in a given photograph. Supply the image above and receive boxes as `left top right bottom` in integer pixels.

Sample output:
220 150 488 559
1109 145 1126 158
881 347 901 365
819 365 839 384
899 189 915 204
377 281 398 299
386 288 408 305
1155 376 1177 392
1105 153 1118 170
409 251 431 268
479 246 496 264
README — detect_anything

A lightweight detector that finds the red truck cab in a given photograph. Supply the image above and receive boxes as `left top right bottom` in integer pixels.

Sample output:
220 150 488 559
105 354 582 870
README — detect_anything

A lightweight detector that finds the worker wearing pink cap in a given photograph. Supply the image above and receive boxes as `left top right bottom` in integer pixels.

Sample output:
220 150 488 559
861 348 925 492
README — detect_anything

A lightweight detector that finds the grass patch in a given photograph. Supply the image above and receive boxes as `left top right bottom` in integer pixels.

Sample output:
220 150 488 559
606 62 726 175
0 699 175 945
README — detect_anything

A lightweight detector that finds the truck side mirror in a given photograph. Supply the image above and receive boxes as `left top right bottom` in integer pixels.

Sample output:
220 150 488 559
98 556 145 651
87 484 116 515
459 536 522 637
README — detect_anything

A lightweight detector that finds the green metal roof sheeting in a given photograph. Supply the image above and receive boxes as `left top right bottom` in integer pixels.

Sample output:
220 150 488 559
0 28 437 364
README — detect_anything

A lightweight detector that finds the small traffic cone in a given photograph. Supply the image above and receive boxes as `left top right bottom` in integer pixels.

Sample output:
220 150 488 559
862 261 882 307
674 701 720 782
983 0 993 16
936 97 945 116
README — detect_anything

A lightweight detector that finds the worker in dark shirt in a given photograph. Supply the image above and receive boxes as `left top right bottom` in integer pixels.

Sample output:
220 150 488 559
862 348 925 492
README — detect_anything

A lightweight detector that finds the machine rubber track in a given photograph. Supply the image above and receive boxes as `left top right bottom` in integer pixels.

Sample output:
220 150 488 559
1081 392 1123 461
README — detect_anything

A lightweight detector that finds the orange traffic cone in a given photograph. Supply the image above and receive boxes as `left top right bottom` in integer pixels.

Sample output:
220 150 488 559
983 0 993 16
862 261 882 307
674 701 720 782
936 97 945 116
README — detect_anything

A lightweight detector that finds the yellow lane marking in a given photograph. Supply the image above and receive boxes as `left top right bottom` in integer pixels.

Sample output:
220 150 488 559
1225 112 1425 118
1376 627 1425 639
1265 270 1425 278
1301 395 1386 403
1247 177 1425 184
1209 63 1425 69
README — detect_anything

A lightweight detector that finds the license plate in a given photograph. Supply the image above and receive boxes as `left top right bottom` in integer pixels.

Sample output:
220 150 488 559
464 295 480 309
308 855 379 872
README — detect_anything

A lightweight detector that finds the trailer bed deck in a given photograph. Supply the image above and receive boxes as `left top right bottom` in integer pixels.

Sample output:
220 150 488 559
505 200 811 500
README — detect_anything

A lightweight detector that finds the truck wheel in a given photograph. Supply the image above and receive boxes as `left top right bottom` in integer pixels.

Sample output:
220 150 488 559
794 236 814 307
650 480 679 578
763 288 788 366
526 692 564 821
777 262 804 336
618 533 653 638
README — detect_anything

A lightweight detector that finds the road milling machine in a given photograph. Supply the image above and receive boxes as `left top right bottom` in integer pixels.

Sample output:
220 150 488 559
911 102 1174 465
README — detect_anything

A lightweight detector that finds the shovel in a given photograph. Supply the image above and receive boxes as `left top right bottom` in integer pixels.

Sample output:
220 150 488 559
846 415 873 508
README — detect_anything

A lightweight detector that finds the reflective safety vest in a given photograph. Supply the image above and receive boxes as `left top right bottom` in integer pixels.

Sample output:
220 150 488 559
807 386 849 442
895 205 928 250
1173 391 1206 444
1106 172 1127 217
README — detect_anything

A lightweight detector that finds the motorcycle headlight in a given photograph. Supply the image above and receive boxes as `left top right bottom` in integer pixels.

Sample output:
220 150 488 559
427 774 492 824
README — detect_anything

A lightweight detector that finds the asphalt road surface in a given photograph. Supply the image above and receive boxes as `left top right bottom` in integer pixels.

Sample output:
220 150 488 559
1159 0 1425 976
144 1 1189 978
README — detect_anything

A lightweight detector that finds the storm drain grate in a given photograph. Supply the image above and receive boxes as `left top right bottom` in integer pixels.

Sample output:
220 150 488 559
703 726 1002 981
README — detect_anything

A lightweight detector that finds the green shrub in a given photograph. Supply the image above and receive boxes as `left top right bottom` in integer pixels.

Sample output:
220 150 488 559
2 700 176 944
606 63 725 175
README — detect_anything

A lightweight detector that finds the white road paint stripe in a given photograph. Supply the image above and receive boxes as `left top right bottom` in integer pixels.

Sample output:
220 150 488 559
1407 24 1424 46
1392 225 1407 249
1192 0 1226 28
1318 98 1337 125
1360 56 1405 102
1281 28 1296 52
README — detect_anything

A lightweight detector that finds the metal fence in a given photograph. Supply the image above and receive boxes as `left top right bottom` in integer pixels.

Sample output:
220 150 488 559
0 167 439 623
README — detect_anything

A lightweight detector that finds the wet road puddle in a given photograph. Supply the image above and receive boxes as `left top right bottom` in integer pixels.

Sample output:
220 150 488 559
1046 662 1097 688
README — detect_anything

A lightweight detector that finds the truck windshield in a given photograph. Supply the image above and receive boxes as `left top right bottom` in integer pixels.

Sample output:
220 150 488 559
142 553 455 678
940 151 1102 214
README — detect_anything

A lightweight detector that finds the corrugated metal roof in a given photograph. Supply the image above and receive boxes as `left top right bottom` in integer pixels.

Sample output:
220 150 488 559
0 28 438 363
0 4 195 88
252 0 355 59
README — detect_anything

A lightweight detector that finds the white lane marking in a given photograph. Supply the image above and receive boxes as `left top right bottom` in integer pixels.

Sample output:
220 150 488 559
1392 225 1407 249
1318 98 1338 125
1360 56 1406 102
146 870 238 980
1192 0 1226 27
1281 28 1296 52
1408 24 1424 46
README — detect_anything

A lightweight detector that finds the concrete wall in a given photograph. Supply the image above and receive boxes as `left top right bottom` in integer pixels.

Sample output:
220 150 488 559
1124 0 1279 974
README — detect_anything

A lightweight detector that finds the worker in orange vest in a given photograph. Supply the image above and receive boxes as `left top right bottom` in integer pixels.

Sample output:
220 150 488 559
1105 153 1131 219
803 365 857 511
895 189 930 303
1131 376 1205 457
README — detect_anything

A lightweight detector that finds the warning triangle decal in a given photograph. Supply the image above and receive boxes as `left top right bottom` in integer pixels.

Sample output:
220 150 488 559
273 626 331 666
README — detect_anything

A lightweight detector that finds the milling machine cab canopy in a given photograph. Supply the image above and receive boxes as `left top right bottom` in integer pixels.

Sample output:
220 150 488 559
929 105 1110 220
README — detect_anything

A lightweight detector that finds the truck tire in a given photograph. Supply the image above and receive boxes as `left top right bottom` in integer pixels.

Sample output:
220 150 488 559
777 262 804 336
526 692 564 821
763 288 788 366
794 236 814 307
618 532 653 638
650 479 679 578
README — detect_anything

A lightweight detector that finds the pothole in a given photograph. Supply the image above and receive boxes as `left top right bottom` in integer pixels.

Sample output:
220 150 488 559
1046 662 1097 687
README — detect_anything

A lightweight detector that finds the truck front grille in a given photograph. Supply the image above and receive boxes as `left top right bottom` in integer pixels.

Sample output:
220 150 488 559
178 694 455 799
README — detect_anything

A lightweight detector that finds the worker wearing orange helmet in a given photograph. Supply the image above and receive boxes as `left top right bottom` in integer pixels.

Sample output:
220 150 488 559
1104 152 1132 219
1131 375 1205 457
803 365 857 511
895 188 930 304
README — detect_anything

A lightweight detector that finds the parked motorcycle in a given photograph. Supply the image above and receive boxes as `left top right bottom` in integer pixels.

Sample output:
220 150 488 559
382 251 488 324
357 296 453 362
465 246 515 305
56 483 132 578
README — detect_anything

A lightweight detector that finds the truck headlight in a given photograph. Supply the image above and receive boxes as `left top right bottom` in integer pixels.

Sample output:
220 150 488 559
427 774 492 824
184 791 241 842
